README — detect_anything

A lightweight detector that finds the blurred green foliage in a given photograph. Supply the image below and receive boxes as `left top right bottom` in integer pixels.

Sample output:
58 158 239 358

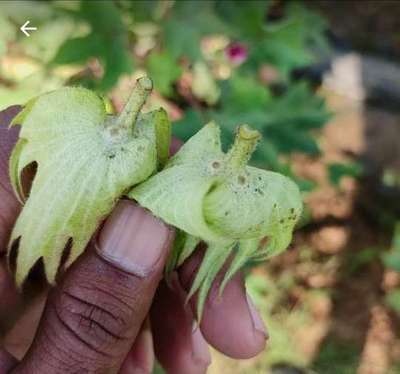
383 222 400 273
328 162 363 186
53 1 134 91
312 340 361 374
0 0 331 191
382 223 400 315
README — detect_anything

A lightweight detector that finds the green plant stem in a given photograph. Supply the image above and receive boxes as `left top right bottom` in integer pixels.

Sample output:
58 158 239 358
116 76 153 135
226 125 261 169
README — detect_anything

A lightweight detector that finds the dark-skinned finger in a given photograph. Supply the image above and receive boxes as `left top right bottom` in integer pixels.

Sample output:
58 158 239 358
0 105 22 252
2 291 47 360
0 261 21 324
0 348 18 372
13 201 174 374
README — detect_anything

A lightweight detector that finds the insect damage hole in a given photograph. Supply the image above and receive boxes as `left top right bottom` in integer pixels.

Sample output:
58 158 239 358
238 175 246 185
259 236 269 248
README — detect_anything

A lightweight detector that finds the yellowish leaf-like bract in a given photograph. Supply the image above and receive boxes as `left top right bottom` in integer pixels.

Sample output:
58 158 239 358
9 77 170 286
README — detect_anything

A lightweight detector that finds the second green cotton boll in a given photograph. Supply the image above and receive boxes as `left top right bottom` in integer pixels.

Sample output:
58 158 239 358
130 122 302 317
203 165 302 241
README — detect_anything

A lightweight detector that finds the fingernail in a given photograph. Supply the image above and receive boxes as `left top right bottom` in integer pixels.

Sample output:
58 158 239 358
97 200 171 277
191 324 211 368
246 294 268 340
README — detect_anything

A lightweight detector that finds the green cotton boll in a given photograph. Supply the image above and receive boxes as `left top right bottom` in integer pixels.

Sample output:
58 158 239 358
130 122 303 318
8 77 171 287
203 168 302 240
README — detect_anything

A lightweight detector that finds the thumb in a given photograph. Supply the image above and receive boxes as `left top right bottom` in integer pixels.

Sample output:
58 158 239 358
13 200 174 374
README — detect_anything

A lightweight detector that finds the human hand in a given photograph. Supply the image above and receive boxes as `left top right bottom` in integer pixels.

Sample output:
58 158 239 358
0 106 267 374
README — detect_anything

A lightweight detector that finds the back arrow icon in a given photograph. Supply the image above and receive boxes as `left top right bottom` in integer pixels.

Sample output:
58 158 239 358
20 20 37 37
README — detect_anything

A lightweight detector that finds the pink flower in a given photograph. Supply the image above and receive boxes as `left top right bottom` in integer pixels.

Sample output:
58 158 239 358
225 43 248 65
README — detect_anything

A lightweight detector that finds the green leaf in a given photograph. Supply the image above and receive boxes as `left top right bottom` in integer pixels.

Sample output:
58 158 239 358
126 0 158 22
9 77 170 286
162 0 229 60
213 80 329 157
385 290 400 313
263 82 331 131
20 17 75 63
220 74 271 111
146 51 182 97
382 223 400 273
215 0 268 39
266 126 320 155
52 1 133 91
53 35 102 65
130 122 302 317
163 18 203 61
248 2 329 75
328 162 363 186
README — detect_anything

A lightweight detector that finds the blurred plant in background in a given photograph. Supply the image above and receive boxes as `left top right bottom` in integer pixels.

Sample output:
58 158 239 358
0 0 331 191
6 1 400 373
